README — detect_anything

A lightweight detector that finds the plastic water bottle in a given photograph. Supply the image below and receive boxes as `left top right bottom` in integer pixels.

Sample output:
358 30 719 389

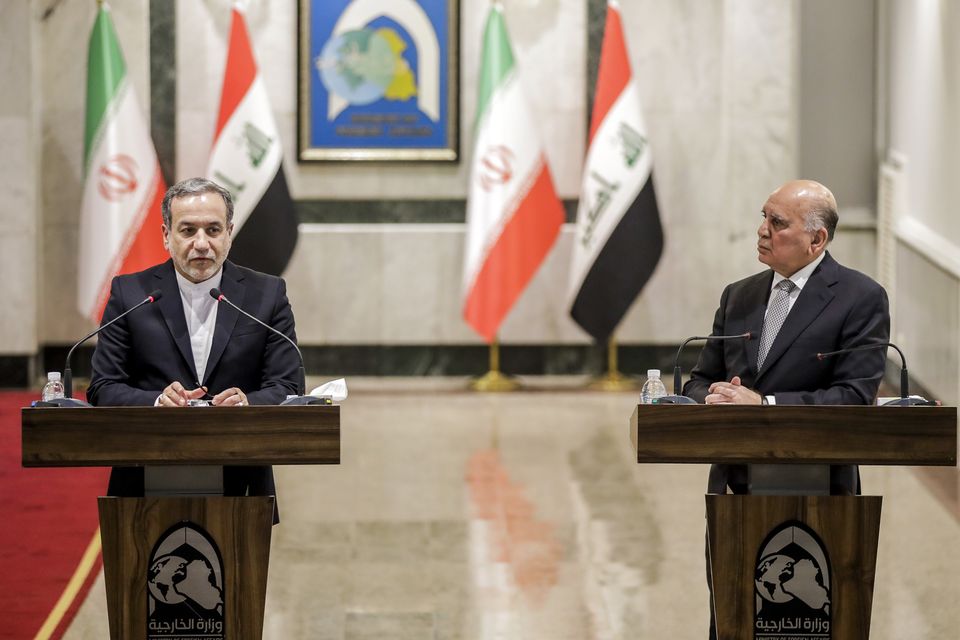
41 371 65 402
640 369 667 404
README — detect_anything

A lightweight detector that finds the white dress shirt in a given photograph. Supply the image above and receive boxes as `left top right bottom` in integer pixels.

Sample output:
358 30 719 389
174 268 223 385
764 251 826 319
761 251 826 404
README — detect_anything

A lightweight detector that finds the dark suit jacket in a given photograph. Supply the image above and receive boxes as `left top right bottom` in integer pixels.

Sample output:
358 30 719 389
682 252 890 494
88 259 300 514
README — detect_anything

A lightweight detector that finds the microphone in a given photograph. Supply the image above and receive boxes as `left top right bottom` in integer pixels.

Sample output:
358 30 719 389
657 332 753 404
816 341 928 406
59 289 163 404
209 288 317 405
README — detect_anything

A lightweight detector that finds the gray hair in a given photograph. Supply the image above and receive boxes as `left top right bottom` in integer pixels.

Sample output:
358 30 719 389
161 178 234 228
803 203 839 242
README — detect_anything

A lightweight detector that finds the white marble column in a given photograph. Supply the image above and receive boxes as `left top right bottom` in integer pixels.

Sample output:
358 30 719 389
0 2 40 355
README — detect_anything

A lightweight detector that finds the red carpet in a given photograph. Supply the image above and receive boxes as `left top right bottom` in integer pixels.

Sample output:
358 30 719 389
0 392 109 639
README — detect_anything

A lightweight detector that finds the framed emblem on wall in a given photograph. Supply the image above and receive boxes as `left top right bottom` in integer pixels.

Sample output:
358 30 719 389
297 0 460 162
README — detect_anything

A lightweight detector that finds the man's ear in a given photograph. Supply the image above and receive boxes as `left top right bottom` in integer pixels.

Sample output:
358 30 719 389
161 224 170 250
811 227 828 251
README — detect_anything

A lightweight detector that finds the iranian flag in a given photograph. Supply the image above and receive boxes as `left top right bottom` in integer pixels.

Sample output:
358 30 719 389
567 0 663 342
462 3 564 342
207 5 298 276
77 3 167 323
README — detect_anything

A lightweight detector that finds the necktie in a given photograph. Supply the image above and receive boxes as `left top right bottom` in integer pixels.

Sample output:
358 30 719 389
757 279 797 369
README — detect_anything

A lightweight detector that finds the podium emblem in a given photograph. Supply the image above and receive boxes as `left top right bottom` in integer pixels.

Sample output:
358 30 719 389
147 522 225 640
754 520 831 639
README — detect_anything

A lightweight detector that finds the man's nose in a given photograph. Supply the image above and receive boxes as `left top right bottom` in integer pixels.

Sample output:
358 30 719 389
194 233 210 251
758 220 769 237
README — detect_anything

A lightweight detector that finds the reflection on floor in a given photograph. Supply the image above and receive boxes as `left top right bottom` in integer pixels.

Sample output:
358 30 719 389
64 378 960 639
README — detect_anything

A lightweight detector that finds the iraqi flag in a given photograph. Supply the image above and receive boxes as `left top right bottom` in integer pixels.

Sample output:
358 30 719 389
462 3 564 343
207 5 298 276
77 3 167 323
567 0 663 342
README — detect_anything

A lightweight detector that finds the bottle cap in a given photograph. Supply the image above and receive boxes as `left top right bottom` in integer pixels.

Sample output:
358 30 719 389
47 371 61 381
647 369 660 378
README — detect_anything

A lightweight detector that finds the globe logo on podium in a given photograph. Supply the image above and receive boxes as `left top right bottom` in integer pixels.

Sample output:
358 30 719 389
754 521 832 638
148 556 189 604
148 554 223 611
147 522 225 639
754 553 796 604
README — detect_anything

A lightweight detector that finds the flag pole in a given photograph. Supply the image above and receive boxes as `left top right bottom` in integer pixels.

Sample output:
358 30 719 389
470 337 520 392
588 335 638 391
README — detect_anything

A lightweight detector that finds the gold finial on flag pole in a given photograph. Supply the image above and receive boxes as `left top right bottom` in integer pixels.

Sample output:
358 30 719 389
470 337 520 392
588 335 638 391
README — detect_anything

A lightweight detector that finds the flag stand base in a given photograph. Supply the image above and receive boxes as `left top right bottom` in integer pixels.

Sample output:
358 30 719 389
470 369 521 392
587 338 639 392
587 370 638 392
469 340 520 392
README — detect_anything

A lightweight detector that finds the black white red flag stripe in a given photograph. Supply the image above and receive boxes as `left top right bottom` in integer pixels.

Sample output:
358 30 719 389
207 5 298 275
567 0 663 342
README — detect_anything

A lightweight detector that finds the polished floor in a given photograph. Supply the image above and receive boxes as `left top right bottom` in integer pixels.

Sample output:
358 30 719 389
64 378 960 639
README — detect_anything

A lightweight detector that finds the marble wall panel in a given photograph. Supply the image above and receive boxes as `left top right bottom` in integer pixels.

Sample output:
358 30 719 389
280 223 877 345
0 117 38 353
622 0 725 114
283 225 386 344
0 4 32 118
0 119 36 239
724 0 798 117
887 0 960 249
827 227 877 279
893 243 960 405
0 3 38 354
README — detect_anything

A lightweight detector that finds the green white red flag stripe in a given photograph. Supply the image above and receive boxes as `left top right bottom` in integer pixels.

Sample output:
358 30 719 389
207 5 298 276
462 4 564 342
77 3 167 323
567 0 663 342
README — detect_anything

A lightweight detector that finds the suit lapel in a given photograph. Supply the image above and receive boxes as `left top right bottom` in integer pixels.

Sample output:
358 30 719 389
203 261 244 386
756 254 838 381
155 260 199 382
743 272 773 376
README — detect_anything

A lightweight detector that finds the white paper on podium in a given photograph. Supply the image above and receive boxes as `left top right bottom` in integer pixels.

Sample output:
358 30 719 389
309 378 348 402
876 395 927 405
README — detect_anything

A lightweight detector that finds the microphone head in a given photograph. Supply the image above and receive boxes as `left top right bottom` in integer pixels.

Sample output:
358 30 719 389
147 289 162 302
209 287 222 300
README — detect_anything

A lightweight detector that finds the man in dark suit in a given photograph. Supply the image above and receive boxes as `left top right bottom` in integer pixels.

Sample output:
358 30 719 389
683 180 889 639
683 179 889 493
88 177 300 505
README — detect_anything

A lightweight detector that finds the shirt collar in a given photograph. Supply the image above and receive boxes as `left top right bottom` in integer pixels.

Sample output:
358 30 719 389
175 268 224 301
770 251 826 292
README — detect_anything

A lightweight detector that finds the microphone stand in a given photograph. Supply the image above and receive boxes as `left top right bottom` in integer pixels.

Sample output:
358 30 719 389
816 342 929 406
209 288 325 406
657 333 752 404
47 290 162 407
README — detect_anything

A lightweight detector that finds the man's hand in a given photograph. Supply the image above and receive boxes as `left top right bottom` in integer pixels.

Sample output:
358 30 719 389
159 381 207 407
212 387 248 407
705 376 763 405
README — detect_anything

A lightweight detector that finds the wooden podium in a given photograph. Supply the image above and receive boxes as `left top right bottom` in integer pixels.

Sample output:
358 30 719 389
22 405 340 640
630 405 957 640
